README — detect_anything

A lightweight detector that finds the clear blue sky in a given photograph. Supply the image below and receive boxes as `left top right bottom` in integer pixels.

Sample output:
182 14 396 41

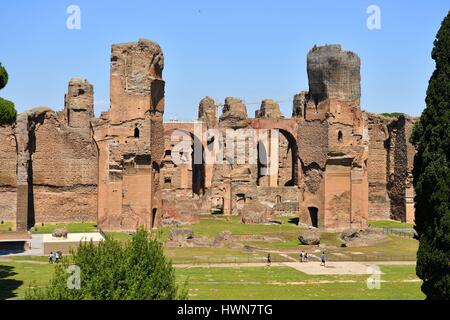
0 1 448 119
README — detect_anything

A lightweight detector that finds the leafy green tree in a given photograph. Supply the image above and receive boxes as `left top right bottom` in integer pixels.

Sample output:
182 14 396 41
411 11 450 300
26 228 187 300
0 62 17 125
0 97 17 125
0 63 8 90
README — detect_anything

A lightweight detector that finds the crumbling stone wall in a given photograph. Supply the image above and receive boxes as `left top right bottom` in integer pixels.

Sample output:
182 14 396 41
307 44 361 105
62 78 94 136
93 39 165 231
256 186 299 214
13 107 97 230
256 99 284 119
366 112 417 223
32 111 97 223
198 96 217 128
0 39 417 231
294 44 369 230
159 44 373 230
366 113 391 219
0 125 17 222
386 115 417 223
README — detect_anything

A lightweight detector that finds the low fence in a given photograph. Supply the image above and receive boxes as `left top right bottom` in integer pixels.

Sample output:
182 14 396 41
170 252 417 265
328 253 416 262
171 253 291 265
382 228 416 239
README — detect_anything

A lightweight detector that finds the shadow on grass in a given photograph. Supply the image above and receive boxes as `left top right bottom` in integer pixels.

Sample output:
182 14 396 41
0 264 22 300
288 217 299 226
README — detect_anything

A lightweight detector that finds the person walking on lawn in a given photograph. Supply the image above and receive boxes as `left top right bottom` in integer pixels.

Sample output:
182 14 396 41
320 252 326 266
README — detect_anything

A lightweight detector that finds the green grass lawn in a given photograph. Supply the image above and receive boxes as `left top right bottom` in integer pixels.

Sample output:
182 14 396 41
161 216 300 239
164 247 287 264
30 222 98 234
177 265 424 300
368 220 414 229
104 216 418 262
106 231 134 242
0 261 55 300
340 235 418 256
0 261 424 300
5 256 50 263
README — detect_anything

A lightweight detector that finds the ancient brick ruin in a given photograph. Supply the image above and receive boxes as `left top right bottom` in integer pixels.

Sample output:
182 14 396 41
0 40 417 232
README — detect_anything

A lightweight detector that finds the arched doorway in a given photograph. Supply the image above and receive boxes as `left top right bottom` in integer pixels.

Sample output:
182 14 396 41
165 129 206 196
279 129 298 187
257 140 268 186
257 129 298 187
151 208 157 228
276 195 282 204
308 207 318 228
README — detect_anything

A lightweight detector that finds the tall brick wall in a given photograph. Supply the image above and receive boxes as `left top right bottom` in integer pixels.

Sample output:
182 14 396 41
366 113 391 219
94 39 165 231
366 112 417 222
32 112 97 223
63 78 94 136
0 125 17 222
0 40 418 231
12 107 98 230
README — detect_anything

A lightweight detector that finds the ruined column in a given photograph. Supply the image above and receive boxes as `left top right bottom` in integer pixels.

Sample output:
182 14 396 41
299 44 368 230
64 78 94 135
307 44 361 106
14 107 52 231
198 96 217 127
14 114 30 232
96 38 165 230
256 99 284 119
219 97 250 129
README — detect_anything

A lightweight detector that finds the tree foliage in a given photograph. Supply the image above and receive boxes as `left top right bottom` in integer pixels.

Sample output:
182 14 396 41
410 11 450 300
380 112 404 118
0 62 16 125
26 228 187 300
0 63 7 90
0 97 17 125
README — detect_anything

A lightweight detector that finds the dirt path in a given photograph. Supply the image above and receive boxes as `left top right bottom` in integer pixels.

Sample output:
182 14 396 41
174 262 286 268
1 257 415 273
174 260 416 275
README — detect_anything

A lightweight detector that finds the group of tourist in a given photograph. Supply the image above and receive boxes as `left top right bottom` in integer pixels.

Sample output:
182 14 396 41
48 251 62 263
299 251 309 262
301 251 327 266
266 251 327 266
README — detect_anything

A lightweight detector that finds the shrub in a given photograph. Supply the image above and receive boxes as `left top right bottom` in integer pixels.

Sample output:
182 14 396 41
0 97 17 125
26 227 187 300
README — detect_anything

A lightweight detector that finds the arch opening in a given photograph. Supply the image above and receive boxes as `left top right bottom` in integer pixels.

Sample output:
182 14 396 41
163 129 205 196
308 207 318 228
151 208 157 228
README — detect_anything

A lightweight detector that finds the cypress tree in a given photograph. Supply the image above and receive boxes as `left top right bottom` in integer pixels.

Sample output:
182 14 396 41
411 11 450 300
0 62 17 125
0 63 8 90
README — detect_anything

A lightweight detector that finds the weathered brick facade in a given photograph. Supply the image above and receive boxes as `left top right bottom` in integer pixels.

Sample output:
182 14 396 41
0 40 417 231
